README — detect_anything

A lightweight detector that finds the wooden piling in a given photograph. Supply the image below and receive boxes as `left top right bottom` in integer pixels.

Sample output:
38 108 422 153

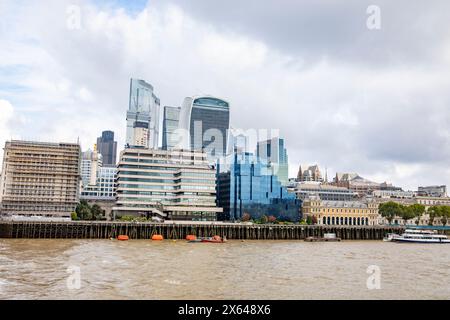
0 221 406 241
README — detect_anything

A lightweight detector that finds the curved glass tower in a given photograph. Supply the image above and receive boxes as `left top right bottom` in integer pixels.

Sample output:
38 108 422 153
179 95 230 160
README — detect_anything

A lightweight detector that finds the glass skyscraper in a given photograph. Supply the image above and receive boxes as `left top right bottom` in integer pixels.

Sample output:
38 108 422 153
228 132 250 154
256 137 289 186
126 78 160 149
216 151 301 222
96 130 117 166
162 106 181 150
179 96 230 161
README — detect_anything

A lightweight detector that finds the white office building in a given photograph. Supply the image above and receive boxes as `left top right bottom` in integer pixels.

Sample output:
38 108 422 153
113 148 222 221
80 149 116 201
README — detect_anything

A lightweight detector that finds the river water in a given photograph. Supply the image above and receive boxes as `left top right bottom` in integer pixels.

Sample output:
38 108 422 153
0 239 449 299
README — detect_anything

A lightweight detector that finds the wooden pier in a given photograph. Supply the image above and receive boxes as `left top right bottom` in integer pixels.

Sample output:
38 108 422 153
0 221 404 240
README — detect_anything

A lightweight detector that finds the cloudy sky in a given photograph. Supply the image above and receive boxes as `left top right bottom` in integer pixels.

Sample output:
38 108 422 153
1 0 449 190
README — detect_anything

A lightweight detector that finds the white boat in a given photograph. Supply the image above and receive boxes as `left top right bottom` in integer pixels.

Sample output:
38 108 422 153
383 233 400 242
390 229 450 244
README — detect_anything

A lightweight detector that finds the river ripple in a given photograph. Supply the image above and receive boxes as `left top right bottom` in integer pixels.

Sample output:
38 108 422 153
0 239 449 299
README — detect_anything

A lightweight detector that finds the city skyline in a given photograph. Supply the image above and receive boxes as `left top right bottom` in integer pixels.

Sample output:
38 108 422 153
1 0 450 191
1 1 450 304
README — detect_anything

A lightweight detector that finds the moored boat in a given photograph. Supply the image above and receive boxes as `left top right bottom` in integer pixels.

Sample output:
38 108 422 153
186 234 197 241
383 233 400 242
305 233 341 242
390 229 450 243
188 235 227 243
202 235 226 243
187 238 203 243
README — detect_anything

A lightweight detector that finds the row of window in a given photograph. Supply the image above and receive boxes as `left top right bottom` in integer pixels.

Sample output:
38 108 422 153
118 177 215 185
11 178 77 182
309 208 376 214
9 164 78 169
322 216 370 226
1 204 75 211
121 158 207 165
118 184 215 191
118 172 214 180
119 190 215 197
81 192 115 197
117 198 216 204
7 189 77 194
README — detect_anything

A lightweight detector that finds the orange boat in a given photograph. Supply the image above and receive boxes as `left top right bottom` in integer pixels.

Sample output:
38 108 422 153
117 235 129 241
186 234 197 241
152 234 164 241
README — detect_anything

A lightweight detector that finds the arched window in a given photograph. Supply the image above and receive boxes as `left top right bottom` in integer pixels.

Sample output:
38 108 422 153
332 217 335 225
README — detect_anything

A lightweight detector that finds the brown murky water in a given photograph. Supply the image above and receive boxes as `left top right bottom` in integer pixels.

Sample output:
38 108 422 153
0 239 449 299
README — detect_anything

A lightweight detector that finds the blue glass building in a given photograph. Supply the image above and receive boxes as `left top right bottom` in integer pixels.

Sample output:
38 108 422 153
216 151 301 222
256 137 289 186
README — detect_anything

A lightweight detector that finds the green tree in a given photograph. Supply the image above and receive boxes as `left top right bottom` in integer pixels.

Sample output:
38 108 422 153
259 215 268 224
427 206 441 226
409 204 425 226
71 212 78 220
441 207 449 226
75 200 92 220
430 206 450 226
119 215 135 221
306 216 313 225
378 202 401 225
399 205 415 226
75 200 106 221
91 204 104 221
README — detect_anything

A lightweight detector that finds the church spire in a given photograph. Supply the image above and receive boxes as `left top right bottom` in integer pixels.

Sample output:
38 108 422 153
297 165 302 182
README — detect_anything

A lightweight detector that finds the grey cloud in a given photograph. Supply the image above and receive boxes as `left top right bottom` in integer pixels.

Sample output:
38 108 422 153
152 0 450 67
